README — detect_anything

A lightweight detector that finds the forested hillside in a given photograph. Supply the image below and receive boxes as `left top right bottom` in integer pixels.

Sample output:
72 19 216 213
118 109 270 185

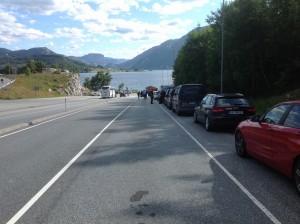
0 47 90 74
172 0 300 97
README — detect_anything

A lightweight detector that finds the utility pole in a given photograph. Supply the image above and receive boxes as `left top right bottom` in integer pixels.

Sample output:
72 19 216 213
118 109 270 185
6 54 10 75
220 0 224 94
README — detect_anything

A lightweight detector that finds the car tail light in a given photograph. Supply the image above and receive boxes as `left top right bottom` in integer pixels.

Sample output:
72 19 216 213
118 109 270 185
247 107 255 113
212 108 226 113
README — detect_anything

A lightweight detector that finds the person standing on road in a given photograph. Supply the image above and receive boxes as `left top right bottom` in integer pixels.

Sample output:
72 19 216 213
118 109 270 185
137 91 140 99
149 91 154 104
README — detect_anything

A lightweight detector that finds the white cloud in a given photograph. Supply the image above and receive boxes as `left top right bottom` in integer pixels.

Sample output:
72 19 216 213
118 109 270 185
63 1 105 22
46 41 55 46
56 0 140 23
88 38 100 43
68 40 83 49
0 10 52 44
0 0 199 46
0 0 215 58
29 19 36 24
0 0 60 15
94 0 138 15
25 28 52 40
55 27 85 39
83 15 191 45
149 0 209 16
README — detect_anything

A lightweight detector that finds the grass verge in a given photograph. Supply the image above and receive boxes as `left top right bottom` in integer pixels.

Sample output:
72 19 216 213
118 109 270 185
0 73 71 100
250 89 300 115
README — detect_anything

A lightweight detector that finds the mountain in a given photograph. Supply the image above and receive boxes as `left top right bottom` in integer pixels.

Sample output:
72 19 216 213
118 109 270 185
116 34 188 70
0 47 58 57
0 48 12 55
69 53 127 67
116 26 207 70
0 47 87 72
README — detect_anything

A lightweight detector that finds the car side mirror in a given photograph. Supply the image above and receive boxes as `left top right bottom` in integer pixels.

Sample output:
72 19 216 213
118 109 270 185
250 115 261 122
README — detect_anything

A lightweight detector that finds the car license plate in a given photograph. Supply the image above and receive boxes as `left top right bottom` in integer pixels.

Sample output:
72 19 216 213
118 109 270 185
229 111 243 114
189 102 195 105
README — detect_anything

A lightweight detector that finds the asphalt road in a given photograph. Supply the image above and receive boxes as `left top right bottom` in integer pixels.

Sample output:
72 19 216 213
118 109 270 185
0 76 14 90
0 95 299 224
0 96 107 133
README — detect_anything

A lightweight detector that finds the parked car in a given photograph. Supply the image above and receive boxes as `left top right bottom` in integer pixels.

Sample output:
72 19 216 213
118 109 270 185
166 88 175 110
159 90 166 104
163 89 170 106
164 88 174 107
92 91 101 96
160 86 173 104
153 91 160 100
172 84 207 115
235 100 300 194
194 93 255 131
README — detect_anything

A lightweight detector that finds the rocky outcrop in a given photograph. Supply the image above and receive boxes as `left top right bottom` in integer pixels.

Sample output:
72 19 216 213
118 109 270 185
58 73 89 96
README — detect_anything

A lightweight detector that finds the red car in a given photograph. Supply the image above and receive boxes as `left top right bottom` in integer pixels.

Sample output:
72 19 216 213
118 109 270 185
235 100 300 194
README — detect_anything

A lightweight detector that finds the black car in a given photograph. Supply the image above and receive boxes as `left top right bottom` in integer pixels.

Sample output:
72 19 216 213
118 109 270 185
194 93 255 131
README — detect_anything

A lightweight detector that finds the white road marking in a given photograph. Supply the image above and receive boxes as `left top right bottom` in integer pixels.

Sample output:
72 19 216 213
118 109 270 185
162 106 281 224
0 97 122 139
0 98 114 119
6 103 133 224
0 104 101 139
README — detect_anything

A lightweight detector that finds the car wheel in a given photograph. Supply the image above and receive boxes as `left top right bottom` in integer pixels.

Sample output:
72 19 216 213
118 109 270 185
235 131 247 157
293 160 300 195
205 116 212 131
193 112 198 123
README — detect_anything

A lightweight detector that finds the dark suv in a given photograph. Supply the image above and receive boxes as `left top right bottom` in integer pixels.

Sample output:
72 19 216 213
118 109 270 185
172 84 207 115
194 93 255 131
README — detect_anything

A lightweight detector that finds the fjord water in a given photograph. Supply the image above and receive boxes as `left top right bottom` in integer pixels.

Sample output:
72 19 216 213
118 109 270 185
80 70 173 91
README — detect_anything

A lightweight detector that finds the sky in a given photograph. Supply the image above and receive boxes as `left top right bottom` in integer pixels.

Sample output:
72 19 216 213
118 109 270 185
0 0 224 59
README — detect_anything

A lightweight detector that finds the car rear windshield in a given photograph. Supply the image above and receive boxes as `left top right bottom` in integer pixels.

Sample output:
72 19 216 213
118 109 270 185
181 86 206 99
216 98 250 107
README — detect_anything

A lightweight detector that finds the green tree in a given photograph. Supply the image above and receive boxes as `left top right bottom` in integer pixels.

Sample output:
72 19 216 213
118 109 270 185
25 67 31 77
118 83 125 92
83 77 91 89
4 64 13 75
26 60 36 73
173 0 300 97
172 27 211 87
34 61 46 73
90 71 112 91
